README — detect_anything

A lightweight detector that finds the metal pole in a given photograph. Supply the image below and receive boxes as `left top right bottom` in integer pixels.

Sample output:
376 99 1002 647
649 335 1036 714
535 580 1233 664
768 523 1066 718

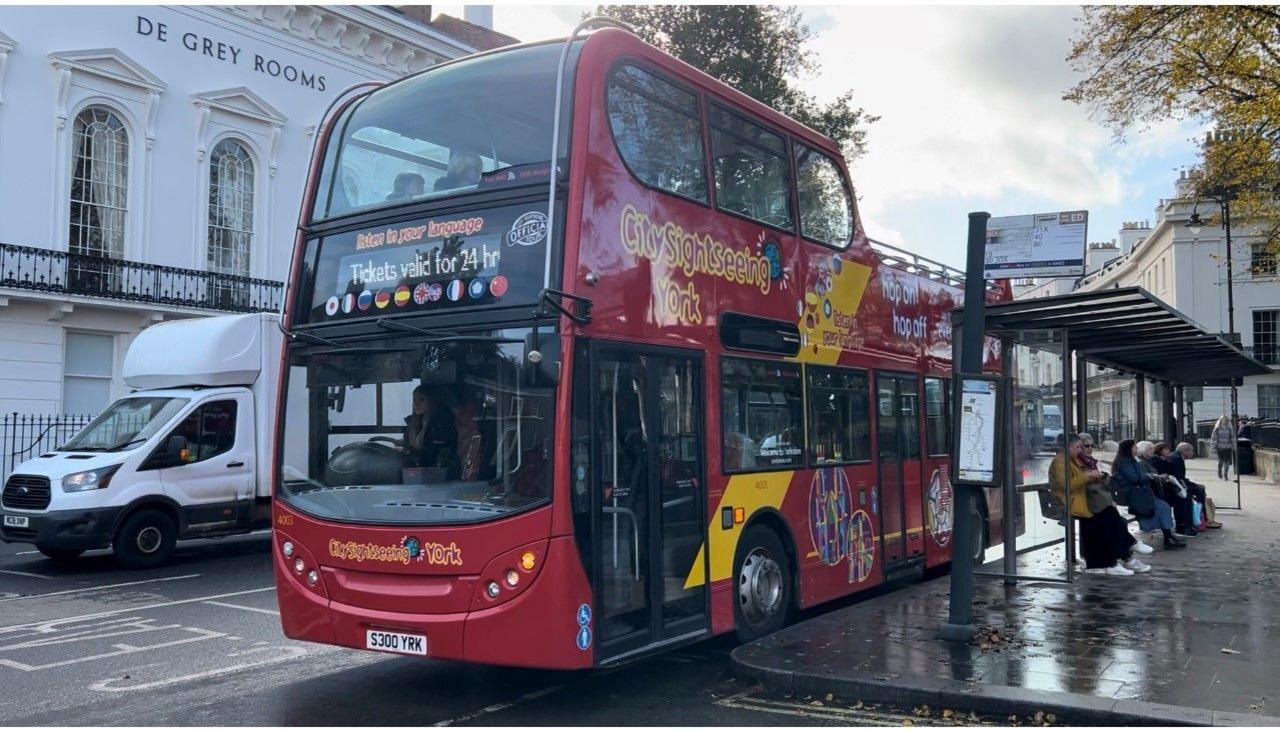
1076 355 1088 436
941 211 990 642
1062 332 1075 582
1001 339 1016 585
1224 198 1243 509
1135 376 1146 441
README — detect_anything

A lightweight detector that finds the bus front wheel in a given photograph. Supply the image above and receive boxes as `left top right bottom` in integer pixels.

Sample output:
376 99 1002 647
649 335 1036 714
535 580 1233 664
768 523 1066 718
733 525 791 642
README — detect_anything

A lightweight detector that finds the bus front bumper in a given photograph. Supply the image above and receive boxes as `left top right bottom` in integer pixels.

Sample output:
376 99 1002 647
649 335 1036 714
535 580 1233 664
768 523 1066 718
273 535 594 670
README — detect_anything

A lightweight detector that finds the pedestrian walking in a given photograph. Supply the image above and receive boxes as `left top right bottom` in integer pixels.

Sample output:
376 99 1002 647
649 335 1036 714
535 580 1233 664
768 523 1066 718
1211 415 1234 480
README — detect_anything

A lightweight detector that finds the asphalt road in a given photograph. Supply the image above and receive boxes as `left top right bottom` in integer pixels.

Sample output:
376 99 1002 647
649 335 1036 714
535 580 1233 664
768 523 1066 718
0 536 1021 726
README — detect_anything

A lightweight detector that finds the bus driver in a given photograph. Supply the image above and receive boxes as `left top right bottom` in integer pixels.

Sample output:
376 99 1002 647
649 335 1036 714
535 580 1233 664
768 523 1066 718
403 385 458 476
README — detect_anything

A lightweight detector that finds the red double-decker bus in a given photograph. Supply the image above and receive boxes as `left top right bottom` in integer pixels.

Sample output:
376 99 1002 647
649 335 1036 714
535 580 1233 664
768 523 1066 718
273 24 1012 669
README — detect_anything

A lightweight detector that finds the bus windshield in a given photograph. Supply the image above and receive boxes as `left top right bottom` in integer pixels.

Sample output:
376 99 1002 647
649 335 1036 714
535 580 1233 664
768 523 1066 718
312 42 577 220
278 328 556 525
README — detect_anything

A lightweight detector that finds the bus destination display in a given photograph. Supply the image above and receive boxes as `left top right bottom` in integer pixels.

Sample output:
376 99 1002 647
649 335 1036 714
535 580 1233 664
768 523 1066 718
306 204 549 322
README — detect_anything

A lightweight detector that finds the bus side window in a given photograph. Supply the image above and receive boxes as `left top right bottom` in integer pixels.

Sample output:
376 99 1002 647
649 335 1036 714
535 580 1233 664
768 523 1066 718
806 367 871 465
794 143 853 249
710 104 793 231
606 63 708 202
924 377 951 455
721 358 804 472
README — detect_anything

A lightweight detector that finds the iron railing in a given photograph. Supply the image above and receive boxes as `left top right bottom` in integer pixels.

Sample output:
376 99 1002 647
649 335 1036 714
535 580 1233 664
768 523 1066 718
0 242 283 313
2 413 93 483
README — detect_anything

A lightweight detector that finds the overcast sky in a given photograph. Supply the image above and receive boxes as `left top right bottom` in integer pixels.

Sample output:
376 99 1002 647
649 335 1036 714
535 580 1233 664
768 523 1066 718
436 4 1205 269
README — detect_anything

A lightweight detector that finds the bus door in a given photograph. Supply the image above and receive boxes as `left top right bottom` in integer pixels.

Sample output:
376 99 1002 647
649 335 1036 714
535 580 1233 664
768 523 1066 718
876 372 925 568
590 345 707 662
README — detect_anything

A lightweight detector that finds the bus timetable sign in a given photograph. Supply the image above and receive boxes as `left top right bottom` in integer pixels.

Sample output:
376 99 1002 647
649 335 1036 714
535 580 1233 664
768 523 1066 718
983 210 1088 279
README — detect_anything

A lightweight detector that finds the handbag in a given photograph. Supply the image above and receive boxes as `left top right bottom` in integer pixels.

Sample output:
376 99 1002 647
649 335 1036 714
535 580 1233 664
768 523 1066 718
1086 481 1114 514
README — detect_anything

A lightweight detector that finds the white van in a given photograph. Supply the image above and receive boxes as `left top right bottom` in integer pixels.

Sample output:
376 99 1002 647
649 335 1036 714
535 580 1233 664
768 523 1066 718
0 313 281 568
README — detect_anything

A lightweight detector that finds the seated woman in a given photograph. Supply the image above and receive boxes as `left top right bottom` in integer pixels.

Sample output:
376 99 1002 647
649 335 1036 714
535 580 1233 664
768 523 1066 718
1150 441 1197 537
1113 440 1184 549
1050 433 1148 576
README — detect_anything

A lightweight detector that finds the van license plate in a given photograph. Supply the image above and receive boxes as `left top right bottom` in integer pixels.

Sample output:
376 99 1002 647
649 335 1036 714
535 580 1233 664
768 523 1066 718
3 515 29 528
365 629 426 656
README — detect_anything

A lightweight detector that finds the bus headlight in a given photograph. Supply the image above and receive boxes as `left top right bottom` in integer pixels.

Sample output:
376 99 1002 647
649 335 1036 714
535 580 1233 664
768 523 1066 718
294 558 305 574
486 581 501 598
282 541 294 558
504 569 520 588
307 570 319 586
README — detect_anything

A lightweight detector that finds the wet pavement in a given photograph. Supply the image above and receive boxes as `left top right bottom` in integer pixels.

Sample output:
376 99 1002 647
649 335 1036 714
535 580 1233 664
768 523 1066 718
733 458 1280 725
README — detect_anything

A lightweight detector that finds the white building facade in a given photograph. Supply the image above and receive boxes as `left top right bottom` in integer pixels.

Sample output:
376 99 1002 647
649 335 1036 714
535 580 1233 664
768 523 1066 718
1016 171 1280 429
0 5 480 415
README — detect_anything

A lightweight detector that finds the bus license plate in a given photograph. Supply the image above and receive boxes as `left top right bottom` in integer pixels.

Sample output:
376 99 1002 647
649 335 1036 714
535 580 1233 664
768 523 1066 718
3 515 28 528
365 629 427 656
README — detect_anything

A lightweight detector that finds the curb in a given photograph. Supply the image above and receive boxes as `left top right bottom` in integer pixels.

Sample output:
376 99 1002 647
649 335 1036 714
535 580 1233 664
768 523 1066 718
730 645 1280 727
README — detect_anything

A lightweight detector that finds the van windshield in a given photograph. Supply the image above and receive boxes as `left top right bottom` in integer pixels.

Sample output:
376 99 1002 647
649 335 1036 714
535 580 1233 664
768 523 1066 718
62 397 190 452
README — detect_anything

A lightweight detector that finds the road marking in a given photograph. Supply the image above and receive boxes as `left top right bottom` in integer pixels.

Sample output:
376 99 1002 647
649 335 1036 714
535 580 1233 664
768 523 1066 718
0 574 200 602
0 627 225 671
15 550 39 555
0 618 183 651
0 569 53 579
204 600 279 616
89 645 307 692
432 684 566 727
0 587 274 633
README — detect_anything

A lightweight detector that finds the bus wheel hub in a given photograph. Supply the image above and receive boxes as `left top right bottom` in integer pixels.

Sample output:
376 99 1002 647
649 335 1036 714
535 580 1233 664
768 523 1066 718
739 548 783 623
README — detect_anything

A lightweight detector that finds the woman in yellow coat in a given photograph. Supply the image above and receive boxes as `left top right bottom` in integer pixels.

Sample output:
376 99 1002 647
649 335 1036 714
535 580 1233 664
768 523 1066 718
1050 434 1148 575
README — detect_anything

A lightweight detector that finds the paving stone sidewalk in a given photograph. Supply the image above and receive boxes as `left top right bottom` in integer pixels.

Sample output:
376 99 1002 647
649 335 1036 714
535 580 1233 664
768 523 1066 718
732 458 1280 726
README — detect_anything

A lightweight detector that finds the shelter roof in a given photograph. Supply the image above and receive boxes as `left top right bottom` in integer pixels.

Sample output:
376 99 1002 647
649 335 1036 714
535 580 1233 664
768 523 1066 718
957 287 1271 386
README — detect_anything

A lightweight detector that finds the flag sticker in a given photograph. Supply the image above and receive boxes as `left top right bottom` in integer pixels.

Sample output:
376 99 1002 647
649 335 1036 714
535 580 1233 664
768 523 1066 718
357 290 373 311
489 275 509 297
447 279 465 301
375 290 391 309
426 282 443 302
325 296 339 316
342 293 356 314
468 278 487 299
413 283 429 305
395 285 411 307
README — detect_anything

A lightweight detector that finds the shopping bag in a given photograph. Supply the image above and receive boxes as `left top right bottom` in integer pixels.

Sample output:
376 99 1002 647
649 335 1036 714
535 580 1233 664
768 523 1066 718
1192 501 1203 527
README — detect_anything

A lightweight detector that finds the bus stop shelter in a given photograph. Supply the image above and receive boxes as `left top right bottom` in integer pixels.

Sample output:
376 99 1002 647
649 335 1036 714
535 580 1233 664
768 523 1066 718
954 286 1271 584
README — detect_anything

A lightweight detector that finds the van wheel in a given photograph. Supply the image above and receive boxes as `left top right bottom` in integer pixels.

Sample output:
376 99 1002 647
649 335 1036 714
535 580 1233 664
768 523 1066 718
114 509 176 569
37 546 84 562
733 525 791 642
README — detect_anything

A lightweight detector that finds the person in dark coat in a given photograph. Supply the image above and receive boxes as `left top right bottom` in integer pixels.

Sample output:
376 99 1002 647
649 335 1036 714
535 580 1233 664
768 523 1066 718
1151 442 1199 535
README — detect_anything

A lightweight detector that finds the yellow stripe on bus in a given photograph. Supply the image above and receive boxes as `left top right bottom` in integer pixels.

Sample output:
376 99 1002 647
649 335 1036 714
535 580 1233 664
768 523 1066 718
683 471 795 590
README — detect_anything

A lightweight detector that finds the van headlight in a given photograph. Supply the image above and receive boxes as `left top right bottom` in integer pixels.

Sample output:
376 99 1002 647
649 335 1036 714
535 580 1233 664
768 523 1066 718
62 465 122 493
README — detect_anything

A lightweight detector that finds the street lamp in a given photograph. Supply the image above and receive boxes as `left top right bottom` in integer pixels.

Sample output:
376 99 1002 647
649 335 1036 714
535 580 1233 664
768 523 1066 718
1185 184 1243 507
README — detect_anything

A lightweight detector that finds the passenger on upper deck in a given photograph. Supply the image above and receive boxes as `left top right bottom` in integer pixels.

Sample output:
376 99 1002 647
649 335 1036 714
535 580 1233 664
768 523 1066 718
433 150 483 192
386 172 425 201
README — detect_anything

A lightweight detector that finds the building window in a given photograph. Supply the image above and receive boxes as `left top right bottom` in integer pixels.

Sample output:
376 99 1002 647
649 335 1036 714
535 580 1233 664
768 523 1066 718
1253 309 1280 365
1259 385 1280 420
807 367 871 464
607 64 708 202
1252 244 1277 277
207 139 255 307
68 106 129 293
63 332 114 415
721 358 804 472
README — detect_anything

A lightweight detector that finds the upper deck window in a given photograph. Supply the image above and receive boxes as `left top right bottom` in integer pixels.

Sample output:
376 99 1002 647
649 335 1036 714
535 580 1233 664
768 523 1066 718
710 105 793 230
312 43 576 221
794 143 853 248
607 64 708 202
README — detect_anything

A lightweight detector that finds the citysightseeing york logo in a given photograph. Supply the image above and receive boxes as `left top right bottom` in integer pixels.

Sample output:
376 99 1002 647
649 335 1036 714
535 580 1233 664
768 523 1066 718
327 538 463 567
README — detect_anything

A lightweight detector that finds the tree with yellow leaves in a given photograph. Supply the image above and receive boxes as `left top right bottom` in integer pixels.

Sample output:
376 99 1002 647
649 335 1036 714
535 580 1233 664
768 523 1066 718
1066 6 1280 250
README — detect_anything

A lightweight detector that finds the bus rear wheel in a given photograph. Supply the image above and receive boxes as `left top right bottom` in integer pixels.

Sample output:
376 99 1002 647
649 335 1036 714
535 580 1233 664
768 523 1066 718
733 525 791 642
